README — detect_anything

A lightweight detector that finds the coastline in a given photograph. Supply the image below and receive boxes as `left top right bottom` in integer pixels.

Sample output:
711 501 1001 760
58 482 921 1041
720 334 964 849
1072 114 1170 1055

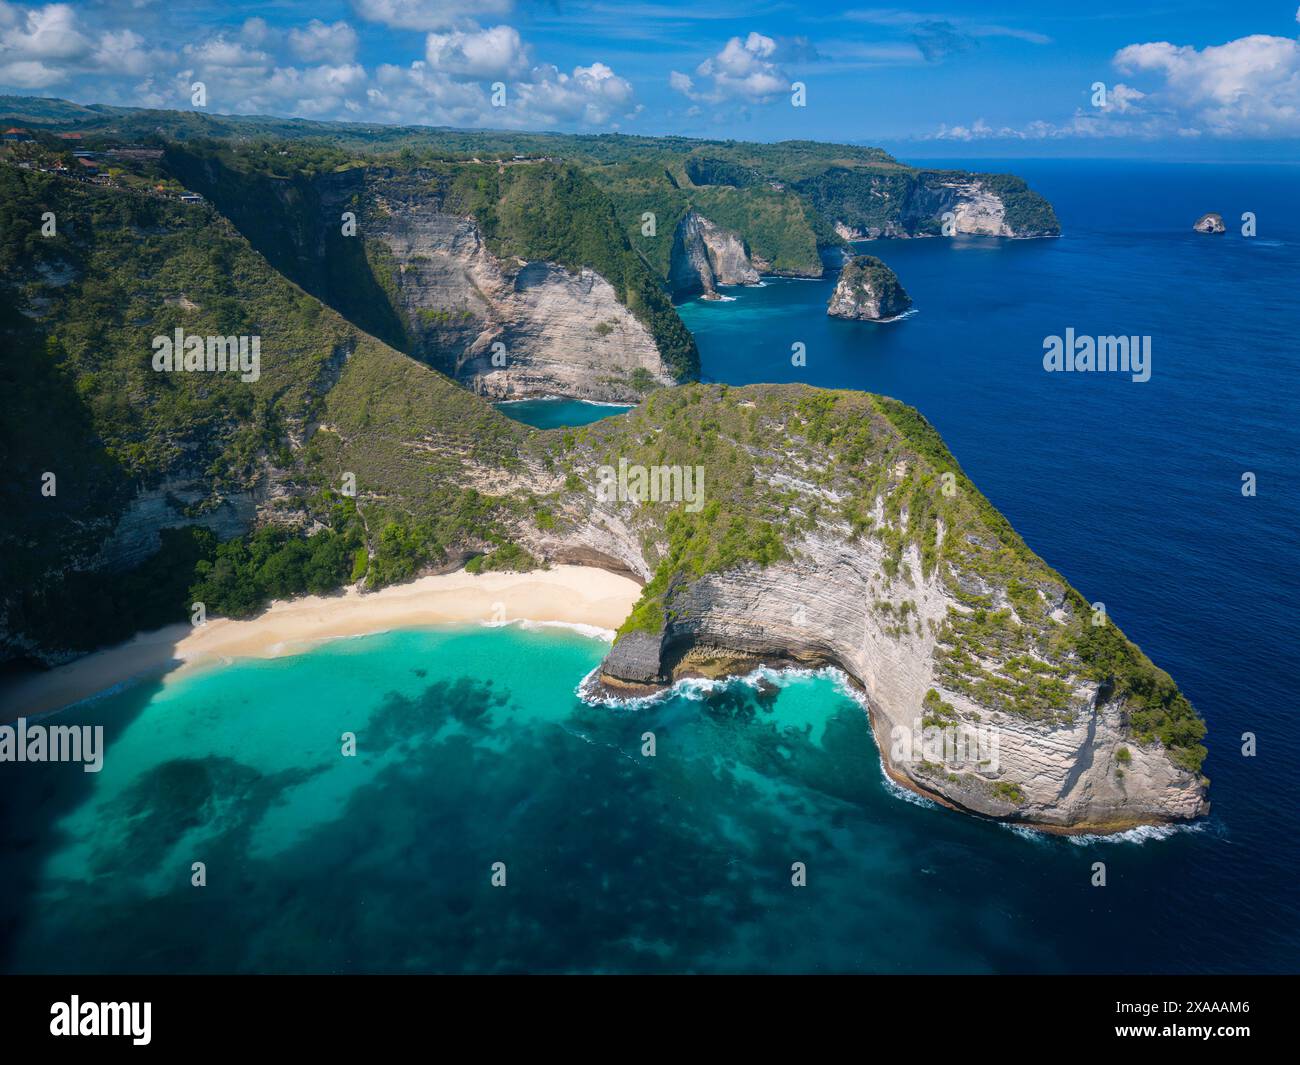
0 564 641 722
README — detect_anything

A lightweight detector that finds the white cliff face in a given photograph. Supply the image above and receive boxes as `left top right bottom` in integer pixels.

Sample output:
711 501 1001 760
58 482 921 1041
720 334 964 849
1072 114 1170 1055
942 180 1014 236
668 211 760 297
834 177 1023 239
371 197 674 403
593 529 1207 831
568 388 1207 833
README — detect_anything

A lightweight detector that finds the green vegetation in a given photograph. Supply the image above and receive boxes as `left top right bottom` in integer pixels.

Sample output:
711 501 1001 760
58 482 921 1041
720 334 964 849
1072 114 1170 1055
465 542 541 574
992 781 1025 804
835 255 912 314
444 160 698 379
922 688 959 727
190 523 361 618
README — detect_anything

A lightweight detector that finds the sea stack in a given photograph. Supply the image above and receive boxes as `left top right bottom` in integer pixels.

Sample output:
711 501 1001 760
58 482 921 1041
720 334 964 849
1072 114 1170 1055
827 255 912 321
1193 212 1226 234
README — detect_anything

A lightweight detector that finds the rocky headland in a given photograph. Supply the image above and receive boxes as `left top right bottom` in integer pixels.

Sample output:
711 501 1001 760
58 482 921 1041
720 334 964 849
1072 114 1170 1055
667 210 762 298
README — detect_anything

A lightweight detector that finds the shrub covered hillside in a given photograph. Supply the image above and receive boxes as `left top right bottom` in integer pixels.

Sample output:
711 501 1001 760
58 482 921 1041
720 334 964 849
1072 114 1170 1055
166 142 699 383
0 163 526 660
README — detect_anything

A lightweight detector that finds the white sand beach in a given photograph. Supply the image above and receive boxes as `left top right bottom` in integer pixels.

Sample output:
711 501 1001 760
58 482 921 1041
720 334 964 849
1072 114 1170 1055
0 565 641 721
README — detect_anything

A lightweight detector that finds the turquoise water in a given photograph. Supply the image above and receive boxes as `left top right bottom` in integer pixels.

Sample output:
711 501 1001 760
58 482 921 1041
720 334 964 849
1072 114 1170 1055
494 398 633 429
0 624 1236 974
3 160 1298 973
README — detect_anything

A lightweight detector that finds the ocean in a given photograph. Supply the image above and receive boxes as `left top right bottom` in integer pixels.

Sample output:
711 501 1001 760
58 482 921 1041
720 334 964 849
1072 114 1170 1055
3 160 1297 973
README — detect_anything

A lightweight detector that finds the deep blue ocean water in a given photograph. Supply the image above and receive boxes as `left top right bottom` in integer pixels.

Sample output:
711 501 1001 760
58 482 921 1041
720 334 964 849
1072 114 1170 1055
2 160 1297 973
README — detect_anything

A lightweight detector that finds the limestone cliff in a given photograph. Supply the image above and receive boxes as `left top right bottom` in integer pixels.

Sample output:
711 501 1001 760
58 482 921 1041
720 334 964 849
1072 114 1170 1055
503 384 1211 834
828 255 912 321
798 168 1061 240
668 211 760 298
367 185 674 402
164 153 689 404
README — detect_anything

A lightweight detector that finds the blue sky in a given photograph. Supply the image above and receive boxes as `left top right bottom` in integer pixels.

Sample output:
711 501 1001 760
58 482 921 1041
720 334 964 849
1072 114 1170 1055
2 1 1299 157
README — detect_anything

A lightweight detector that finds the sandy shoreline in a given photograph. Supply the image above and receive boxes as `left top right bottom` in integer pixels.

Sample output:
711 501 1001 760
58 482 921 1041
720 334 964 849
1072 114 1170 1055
0 565 641 721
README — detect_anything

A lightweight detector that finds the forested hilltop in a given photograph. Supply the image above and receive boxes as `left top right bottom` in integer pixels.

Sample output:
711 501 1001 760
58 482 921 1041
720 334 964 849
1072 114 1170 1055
1 95 1060 282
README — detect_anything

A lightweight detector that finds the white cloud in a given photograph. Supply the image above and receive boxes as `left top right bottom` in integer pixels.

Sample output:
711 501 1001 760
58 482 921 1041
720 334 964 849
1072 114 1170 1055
1114 34 1300 135
672 31 792 104
0 2 163 87
932 29 1300 141
0 2 92 62
288 20 358 65
516 61 635 125
350 0 512 32
0 3 635 131
425 24 528 80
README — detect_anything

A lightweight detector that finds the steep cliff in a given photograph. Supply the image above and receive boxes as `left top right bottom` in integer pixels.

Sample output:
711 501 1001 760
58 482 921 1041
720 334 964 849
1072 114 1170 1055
828 255 912 321
165 149 696 402
548 386 1207 833
667 210 760 298
365 175 673 402
796 168 1060 239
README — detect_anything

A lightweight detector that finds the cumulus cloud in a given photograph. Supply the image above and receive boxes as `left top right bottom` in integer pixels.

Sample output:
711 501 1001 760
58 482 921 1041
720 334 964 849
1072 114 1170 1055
671 31 793 104
932 28 1300 141
0 2 634 131
0 1 160 87
425 24 528 80
516 61 635 126
1113 34 1300 136
288 20 359 66
350 0 512 32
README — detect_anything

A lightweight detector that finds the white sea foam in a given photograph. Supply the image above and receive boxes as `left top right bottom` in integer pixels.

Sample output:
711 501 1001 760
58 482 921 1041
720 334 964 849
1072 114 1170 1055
876 307 919 323
998 818 1211 845
480 618 615 641
576 660 831 708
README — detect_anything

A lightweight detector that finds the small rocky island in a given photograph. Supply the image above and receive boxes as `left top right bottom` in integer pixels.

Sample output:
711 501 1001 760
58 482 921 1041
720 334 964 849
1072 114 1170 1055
1193 212 1226 234
828 255 912 321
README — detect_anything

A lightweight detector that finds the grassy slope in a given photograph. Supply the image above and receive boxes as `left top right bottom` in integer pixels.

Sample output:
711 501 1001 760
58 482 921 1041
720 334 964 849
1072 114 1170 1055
165 142 700 381
0 164 528 652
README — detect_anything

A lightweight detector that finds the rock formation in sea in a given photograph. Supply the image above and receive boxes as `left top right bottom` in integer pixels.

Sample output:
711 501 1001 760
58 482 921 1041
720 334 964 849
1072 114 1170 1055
1194 213 1227 234
667 210 761 298
827 255 912 321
